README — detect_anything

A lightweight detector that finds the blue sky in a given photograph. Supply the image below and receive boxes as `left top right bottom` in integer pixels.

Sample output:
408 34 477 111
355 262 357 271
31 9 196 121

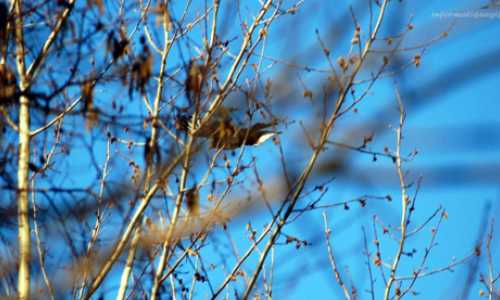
231 1 500 299
3 0 498 299
86 0 500 298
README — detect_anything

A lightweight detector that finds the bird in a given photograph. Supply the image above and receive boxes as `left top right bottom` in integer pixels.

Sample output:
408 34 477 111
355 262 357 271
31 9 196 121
175 113 278 149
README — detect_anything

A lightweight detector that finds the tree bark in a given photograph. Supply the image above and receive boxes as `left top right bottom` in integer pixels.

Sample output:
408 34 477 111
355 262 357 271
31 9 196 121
14 0 31 298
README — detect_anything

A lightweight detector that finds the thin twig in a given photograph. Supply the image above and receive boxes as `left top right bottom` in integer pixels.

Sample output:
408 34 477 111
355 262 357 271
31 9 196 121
362 227 375 300
323 212 352 300
242 1 391 298
383 87 409 300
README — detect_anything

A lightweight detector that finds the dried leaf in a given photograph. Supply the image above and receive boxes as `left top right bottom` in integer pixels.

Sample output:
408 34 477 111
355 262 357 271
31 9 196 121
0 64 16 104
130 47 152 95
87 0 104 14
107 30 129 60
81 80 98 130
185 60 206 101
186 187 200 216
